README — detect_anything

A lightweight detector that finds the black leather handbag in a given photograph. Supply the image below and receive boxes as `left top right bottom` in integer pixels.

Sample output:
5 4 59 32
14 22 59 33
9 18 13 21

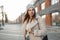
42 35 48 40
37 18 48 40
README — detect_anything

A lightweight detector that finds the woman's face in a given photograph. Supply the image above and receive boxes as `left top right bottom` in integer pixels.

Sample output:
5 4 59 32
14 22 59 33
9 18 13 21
28 7 34 17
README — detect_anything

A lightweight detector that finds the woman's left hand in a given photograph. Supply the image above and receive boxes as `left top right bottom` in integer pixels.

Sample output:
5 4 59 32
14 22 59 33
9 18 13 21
28 28 34 34
28 28 32 32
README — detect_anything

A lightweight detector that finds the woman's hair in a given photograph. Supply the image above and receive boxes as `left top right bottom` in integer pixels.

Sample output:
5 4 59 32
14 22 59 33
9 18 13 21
23 8 36 23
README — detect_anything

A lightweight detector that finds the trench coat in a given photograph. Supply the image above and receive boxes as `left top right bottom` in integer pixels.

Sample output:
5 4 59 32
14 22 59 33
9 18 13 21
22 15 47 40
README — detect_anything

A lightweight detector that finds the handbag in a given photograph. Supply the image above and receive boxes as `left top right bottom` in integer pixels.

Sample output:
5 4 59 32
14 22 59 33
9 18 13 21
34 18 48 40
34 18 42 37
42 35 48 40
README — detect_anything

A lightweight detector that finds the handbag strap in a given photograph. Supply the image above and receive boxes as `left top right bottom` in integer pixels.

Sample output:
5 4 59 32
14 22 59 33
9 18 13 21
36 18 40 30
30 18 40 30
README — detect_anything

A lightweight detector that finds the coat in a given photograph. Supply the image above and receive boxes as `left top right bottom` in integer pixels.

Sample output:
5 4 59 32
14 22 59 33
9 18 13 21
22 15 47 40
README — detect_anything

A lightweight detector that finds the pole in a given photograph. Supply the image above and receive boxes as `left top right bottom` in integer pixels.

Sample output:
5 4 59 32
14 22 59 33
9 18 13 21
1 6 4 26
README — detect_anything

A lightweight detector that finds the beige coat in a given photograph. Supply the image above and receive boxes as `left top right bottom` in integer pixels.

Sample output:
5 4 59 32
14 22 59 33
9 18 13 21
22 16 47 40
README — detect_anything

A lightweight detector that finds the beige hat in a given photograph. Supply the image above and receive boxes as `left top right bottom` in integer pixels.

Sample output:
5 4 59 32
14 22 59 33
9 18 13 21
26 4 35 10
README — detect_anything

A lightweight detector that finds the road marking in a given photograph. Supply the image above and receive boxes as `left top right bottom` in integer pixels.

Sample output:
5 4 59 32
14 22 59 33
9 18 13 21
0 33 24 37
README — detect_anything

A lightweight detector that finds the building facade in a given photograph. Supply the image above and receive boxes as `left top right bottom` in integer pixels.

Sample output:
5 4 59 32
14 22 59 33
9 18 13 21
31 0 60 26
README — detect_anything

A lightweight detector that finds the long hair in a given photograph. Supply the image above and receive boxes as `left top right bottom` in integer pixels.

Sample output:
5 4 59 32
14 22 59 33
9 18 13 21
23 8 36 23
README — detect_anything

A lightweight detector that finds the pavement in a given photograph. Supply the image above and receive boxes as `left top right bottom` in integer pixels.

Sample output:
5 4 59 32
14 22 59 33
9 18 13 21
0 24 60 40
47 26 60 40
0 24 24 40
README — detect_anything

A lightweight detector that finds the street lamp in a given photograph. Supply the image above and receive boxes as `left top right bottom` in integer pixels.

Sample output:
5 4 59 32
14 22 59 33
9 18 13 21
0 5 4 26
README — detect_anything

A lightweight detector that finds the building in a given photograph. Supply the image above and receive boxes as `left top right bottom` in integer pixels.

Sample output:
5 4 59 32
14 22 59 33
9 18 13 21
30 0 60 26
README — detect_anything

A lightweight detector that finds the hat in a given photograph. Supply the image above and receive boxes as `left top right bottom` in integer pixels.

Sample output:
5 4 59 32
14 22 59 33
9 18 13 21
26 4 34 10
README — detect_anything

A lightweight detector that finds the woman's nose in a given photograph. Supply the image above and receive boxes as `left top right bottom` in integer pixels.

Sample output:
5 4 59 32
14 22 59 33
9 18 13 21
31 10 33 13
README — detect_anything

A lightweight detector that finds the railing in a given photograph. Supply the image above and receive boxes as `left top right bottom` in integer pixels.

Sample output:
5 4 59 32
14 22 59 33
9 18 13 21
38 3 60 16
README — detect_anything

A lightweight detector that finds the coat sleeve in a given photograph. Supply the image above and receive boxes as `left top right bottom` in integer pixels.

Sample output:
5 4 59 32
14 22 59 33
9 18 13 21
22 21 27 40
38 16 47 36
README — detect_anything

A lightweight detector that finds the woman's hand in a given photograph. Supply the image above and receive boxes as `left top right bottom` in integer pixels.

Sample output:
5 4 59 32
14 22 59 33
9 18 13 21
28 28 32 32
27 27 34 34
28 28 34 34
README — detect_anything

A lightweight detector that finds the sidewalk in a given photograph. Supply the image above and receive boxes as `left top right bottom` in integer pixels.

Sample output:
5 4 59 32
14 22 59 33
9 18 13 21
47 26 60 40
0 24 60 40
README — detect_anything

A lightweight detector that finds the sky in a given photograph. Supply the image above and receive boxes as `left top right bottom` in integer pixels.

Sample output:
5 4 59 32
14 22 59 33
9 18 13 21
0 0 32 21
0 0 59 21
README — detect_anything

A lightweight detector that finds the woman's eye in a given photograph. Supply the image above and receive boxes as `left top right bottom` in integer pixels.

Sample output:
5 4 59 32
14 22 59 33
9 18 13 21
28 8 34 11
28 10 31 11
32 9 34 10
29 9 34 11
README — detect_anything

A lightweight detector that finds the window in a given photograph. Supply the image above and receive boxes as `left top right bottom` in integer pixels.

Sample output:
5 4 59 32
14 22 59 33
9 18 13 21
41 2 45 10
51 0 59 5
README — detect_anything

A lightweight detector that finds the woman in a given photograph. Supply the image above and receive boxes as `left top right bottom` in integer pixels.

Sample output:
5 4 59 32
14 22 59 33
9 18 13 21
22 4 47 40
